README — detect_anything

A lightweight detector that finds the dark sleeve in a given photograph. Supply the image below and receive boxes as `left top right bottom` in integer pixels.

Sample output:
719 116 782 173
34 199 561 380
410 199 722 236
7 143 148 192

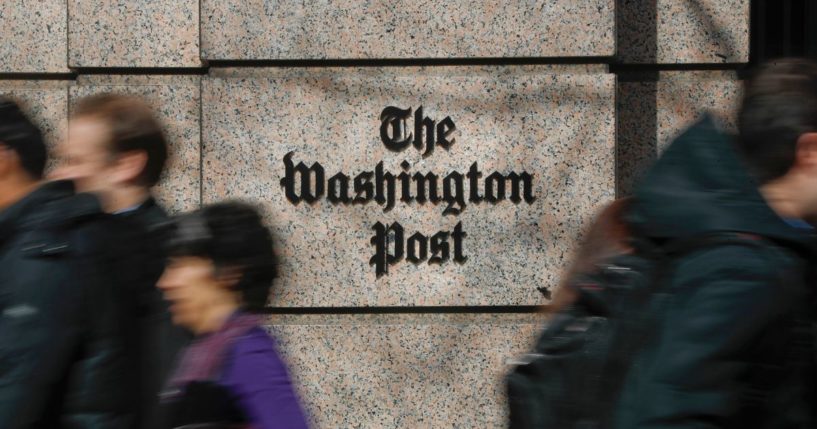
623 245 793 429
59 222 134 429
0 222 133 428
0 272 84 428
222 330 310 429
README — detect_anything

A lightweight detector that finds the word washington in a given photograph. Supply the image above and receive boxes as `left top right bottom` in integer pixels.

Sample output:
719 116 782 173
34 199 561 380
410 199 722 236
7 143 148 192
280 152 535 215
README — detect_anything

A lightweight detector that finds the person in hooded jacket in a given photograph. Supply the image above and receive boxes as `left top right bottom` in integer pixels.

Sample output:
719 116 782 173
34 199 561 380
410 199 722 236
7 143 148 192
613 58 817 428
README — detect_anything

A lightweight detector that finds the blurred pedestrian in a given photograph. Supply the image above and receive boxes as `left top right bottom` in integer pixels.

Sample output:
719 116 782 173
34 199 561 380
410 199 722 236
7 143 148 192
614 58 817 427
0 98 131 428
52 93 189 428
157 202 309 429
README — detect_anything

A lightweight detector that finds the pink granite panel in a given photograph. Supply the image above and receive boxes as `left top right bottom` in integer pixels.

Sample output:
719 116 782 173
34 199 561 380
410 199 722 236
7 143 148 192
201 0 614 60
202 67 615 307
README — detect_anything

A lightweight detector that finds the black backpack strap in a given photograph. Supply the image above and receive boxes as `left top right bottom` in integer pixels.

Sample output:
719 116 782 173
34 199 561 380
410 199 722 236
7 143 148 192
635 232 772 295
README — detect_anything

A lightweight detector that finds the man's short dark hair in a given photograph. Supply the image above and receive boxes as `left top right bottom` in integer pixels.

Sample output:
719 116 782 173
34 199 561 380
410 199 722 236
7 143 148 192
73 93 168 187
165 201 277 310
738 58 817 184
0 98 47 179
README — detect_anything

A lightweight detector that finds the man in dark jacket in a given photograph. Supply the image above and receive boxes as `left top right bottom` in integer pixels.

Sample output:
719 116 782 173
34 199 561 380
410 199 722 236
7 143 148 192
53 93 189 429
615 59 817 427
0 99 131 427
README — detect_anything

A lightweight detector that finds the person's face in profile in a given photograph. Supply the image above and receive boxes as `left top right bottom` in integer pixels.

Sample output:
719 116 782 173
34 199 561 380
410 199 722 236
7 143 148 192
51 116 116 195
157 256 240 334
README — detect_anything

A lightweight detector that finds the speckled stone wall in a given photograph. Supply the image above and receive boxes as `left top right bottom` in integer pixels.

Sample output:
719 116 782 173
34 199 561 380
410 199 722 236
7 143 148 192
203 66 615 307
0 2 69 73
618 0 749 64
0 81 69 171
0 1 749 426
618 71 742 195
616 1 746 195
68 0 201 68
69 75 202 212
200 0 615 59
267 313 540 427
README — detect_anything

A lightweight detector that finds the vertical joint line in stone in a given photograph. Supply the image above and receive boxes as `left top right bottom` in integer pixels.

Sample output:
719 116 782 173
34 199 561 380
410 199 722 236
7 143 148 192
198 0 204 66
614 73 620 196
198 78 204 208
65 0 70 70
614 0 659 197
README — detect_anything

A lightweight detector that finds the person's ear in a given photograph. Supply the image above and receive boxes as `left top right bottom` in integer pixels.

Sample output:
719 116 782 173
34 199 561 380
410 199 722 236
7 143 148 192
113 150 147 184
0 144 17 178
216 265 244 290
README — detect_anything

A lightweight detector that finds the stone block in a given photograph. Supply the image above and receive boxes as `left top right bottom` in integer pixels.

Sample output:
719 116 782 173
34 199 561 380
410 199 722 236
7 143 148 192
656 71 741 149
617 71 742 195
0 81 70 173
618 0 749 64
68 0 200 67
202 67 615 307
264 313 540 427
70 76 202 213
0 1 69 72
201 0 614 60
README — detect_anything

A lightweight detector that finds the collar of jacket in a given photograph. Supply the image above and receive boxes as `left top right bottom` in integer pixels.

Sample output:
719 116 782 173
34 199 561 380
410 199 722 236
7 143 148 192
116 195 170 236
115 196 158 217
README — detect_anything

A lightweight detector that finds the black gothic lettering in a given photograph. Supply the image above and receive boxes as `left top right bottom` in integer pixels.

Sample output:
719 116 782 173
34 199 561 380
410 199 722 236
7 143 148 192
412 172 441 204
380 106 413 152
413 106 436 157
370 221 404 277
375 161 396 212
452 222 467 263
353 171 374 204
282 152 534 213
485 172 506 203
398 161 412 203
436 116 456 150
328 172 351 204
280 151 325 204
429 231 450 264
380 106 456 156
442 171 466 215
507 172 536 203
467 162 483 203
406 232 429 263
284 104 538 276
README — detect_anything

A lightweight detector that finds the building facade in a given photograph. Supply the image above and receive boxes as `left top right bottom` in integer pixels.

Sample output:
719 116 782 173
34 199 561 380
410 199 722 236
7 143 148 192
0 1 753 426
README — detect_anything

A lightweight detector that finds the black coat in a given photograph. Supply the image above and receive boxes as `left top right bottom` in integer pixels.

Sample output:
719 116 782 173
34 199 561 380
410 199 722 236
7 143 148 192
0 181 132 428
614 116 817 428
115 198 189 429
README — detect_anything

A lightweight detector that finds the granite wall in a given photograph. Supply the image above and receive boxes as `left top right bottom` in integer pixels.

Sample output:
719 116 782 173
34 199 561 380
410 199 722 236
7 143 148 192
1 1 747 426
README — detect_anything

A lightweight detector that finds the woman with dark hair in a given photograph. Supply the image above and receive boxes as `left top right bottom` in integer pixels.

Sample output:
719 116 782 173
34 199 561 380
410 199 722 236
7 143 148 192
157 202 309 429
541 197 634 316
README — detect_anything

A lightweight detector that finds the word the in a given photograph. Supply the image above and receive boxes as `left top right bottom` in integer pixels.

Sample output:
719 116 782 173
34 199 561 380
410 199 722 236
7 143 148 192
380 106 456 157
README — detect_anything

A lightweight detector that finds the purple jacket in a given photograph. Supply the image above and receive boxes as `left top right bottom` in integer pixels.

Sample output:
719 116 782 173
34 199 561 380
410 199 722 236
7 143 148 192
220 326 310 429
163 313 309 429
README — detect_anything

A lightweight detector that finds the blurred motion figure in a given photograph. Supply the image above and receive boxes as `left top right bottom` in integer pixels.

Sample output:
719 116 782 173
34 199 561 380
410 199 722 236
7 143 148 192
52 93 189 428
613 59 817 427
157 202 309 429
0 98 131 428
